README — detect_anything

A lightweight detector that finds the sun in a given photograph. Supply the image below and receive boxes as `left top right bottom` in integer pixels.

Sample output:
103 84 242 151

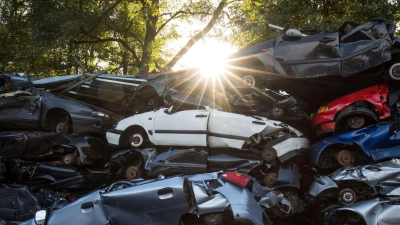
175 39 237 77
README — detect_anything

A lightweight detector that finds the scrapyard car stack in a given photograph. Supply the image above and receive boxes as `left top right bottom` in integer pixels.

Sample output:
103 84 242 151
2 18 400 225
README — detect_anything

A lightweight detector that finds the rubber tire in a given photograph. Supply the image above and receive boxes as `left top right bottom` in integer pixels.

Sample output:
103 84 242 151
389 63 400 80
271 106 285 118
202 212 224 225
128 133 145 148
242 75 256 87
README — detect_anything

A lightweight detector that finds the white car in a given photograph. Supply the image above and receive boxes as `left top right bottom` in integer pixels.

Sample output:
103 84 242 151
106 106 305 150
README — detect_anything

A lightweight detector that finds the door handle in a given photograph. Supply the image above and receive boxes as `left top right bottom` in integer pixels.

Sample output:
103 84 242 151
319 37 336 43
81 202 93 209
195 115 207 118
158 187 173 199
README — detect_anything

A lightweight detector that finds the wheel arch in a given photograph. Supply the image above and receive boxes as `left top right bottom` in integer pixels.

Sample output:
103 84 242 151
315 143 360 168
333 208 372 225
122 150 145 169
135 85 159 98
43 107 73 131
232 56 272 87
119 125 148 146
335 101 378 122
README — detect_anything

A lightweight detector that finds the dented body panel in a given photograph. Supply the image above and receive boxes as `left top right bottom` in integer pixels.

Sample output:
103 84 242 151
324 197 400 225
21 172 271 225
0 73 123 134
106 108 294 149
310 159 400 198
310 122 400 168
229 20 397 80
108 147 264 178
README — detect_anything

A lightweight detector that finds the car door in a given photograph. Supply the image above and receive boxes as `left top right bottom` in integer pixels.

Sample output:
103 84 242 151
273 31 341 78
149 147 208 177
152 108 209 146
0 94 41 129
369 123 400 161
339 21 392 77
101 176 187 225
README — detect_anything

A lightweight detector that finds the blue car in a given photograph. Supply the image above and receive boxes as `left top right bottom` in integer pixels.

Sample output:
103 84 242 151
310 121 400 170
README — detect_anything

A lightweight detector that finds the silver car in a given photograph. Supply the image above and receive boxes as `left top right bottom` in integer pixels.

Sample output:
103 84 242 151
22 171 276 225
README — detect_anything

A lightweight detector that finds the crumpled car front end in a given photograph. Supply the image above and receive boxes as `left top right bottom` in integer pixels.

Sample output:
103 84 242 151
22 172 272 225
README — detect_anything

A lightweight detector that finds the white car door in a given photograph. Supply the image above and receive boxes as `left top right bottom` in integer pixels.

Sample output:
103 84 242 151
207 110 282 149
151 108 209 146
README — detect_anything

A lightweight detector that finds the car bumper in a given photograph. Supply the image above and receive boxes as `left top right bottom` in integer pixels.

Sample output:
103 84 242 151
106 128 123 145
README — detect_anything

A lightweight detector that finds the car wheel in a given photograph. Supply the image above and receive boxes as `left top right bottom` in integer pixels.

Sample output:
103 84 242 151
243 75 256 87
346 115 365 129
271 106 285 118
336 150 354 166
128 133 145 147
63 154 77 165
338 188 357 205
389 63 400 80
56 122 72 133
262 147 277 162
202 212 224 225
264 171 278 188
125 166 142 180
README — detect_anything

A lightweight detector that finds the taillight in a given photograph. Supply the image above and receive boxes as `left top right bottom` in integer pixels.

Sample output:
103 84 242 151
220 171 251 187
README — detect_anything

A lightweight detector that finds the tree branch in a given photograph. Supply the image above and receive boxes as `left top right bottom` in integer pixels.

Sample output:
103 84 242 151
166 0 228 69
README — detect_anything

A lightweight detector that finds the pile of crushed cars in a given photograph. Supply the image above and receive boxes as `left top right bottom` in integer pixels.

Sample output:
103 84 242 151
0 18 400 225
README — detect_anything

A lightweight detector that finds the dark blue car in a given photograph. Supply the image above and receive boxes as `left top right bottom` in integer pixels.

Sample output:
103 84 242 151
310 121 400 170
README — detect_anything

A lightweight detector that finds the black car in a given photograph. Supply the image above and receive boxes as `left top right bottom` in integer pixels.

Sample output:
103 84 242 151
227 19 400 112
0 131 114 190
0 73 124 134
228 19 400 82
128 69 310 125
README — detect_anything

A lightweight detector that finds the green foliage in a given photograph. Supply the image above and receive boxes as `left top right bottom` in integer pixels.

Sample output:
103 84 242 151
0 0 226 76
0 0 398 76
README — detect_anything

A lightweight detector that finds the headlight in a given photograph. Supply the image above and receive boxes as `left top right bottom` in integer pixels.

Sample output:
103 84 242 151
92 111 110 118
317 105 328 114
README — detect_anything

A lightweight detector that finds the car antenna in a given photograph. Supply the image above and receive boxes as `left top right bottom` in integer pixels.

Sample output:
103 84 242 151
73 56 86 75
59 57 104 94
132 65 146 78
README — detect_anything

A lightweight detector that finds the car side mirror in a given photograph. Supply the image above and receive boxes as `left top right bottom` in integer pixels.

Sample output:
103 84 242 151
164 105 174 114
286 29 303 38
35 210 47 225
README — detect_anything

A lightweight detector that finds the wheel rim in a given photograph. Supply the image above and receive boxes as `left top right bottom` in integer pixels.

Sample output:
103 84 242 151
125 166 141 180
262 147 277 162
264 172 277 188
129 134 144 147
346 115 365 129
389 63 400 80
271 106 284 118
243 75 255 87
339 188 357 205
63 154 76 165
203 212 224 225
56 123 71 133
337 150 354 166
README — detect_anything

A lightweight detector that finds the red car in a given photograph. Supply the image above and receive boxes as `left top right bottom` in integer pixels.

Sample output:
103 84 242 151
311 83 394 139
